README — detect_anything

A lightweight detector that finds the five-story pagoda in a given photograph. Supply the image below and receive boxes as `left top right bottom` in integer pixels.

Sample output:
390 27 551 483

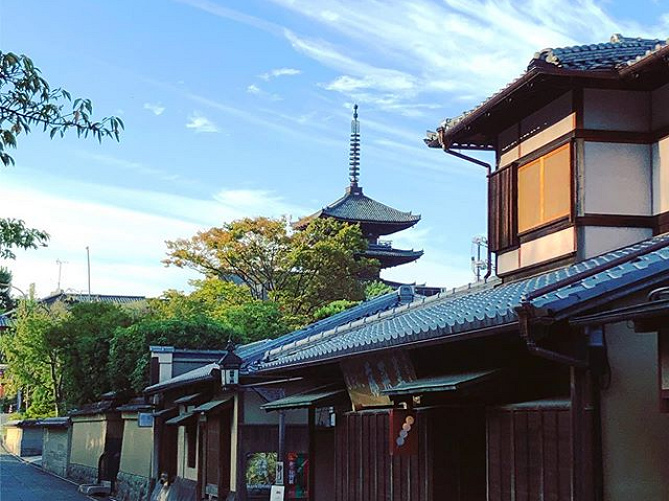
295 105 423 270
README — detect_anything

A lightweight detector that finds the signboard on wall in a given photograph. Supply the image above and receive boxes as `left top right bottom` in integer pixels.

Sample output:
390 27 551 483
270 485 285 501
341 351 416 409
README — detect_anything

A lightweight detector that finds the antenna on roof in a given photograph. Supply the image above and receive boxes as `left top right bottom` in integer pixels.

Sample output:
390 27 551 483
349 104 361 188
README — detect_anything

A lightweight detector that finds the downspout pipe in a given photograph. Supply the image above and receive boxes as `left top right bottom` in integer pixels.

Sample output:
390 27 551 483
440 144 493 282
516 296 588 368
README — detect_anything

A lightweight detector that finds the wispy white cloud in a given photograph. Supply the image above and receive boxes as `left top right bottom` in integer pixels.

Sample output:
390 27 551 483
4 170 310 297
74 151 186 183
186 112 221 133
246 84 282 101
143 102 166 115
264 0 665 116
259 67 302 80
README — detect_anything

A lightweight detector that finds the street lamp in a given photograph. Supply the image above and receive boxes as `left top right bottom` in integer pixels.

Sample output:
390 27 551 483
219 340 242 389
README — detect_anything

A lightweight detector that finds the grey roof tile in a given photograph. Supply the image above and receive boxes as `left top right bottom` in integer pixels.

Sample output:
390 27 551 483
254 233 669 371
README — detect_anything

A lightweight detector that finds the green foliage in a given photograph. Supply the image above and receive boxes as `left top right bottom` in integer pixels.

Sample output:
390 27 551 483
164 216 377 322
313 299 360 321
52 302 134 409
0 51 123 167
365 280 394 299
109 317 235 394
0 218 49 260
0 298 66 416
0 267 14 312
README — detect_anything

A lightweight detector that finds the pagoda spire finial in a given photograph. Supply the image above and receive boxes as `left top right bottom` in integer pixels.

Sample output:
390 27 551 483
349 104 361 188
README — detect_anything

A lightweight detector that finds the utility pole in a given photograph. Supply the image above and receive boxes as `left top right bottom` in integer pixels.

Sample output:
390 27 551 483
55 259 68 293
86 247 91 300
471 236 489 282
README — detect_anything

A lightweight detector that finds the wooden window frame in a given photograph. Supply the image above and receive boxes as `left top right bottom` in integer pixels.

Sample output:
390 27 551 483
517 143 572 236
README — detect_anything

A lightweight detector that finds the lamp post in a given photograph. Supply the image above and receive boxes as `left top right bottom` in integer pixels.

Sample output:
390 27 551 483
219 340 242 389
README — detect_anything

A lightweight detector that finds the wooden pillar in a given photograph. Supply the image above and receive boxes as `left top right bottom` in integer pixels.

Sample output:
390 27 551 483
571 366 596 501
308 408 315 500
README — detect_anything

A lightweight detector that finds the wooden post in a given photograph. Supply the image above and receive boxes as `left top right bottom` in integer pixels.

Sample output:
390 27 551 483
308 408 315 501
571 366 596 501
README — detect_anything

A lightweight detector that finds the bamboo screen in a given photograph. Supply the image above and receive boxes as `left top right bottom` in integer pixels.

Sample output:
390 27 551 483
517 144 571 233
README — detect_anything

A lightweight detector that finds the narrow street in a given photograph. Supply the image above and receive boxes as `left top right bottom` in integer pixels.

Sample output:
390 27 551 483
0 448 93 501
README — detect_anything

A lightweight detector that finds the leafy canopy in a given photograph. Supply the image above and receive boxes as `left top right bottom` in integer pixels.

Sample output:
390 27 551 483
0 51 123 167
164 216 378 323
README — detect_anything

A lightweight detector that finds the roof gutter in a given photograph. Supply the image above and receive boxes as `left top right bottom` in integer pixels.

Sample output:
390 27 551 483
438 146 493 282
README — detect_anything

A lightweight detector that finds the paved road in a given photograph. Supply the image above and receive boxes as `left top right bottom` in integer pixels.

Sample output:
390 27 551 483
0 449 92 501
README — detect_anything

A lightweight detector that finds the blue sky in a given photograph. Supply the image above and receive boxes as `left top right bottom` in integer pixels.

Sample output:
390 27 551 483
2 0 669 298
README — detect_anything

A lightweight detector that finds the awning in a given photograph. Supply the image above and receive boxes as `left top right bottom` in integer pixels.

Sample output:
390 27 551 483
192 396 233 414
153 407 178 419
381 369 501 397
570 298 669 330
261 389 348 412
164 412 197 426
174 393 204 405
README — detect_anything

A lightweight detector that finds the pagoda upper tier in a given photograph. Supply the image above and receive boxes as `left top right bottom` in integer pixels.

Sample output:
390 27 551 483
294 105 422 269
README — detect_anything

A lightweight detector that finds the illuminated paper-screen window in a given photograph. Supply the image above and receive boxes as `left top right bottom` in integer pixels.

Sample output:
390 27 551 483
517 143 571 233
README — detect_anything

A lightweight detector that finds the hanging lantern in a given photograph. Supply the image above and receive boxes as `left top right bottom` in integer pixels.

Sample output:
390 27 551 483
219 340 242 389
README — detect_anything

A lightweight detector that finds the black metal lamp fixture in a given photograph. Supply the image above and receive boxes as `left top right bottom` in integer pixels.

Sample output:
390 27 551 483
219 340 242 389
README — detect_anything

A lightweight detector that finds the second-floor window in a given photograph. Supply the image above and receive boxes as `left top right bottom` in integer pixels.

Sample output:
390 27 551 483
517 143 571 233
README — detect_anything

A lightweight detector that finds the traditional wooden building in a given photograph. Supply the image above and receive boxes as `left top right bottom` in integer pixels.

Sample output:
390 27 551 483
243 34 669 501
294 105 423 271
144 288 416 501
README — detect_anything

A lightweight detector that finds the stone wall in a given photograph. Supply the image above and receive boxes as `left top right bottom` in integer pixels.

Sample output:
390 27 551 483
68 462 98 485
115 471 152 501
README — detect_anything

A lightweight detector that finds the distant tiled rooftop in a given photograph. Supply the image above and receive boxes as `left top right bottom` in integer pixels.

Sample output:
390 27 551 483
257 234 669 371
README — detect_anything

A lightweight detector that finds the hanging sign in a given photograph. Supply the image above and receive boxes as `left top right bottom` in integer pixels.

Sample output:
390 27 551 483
389 409 418 456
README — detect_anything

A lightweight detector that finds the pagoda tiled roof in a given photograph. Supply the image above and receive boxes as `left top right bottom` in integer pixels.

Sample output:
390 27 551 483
295 186 420 229
255 233 669 371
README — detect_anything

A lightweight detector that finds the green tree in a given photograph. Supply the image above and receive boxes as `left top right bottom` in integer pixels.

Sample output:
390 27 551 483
149 277 291 342
0 298 66 416
164 217 377 323
364 280 394 299
0 51 122 257
109 317 235 394
52 302 135 409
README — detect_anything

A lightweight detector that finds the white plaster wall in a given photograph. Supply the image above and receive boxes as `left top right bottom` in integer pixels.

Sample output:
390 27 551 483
583 89 650 132
651 82 669 130
580 226 653 259
498 92 573 168
519 227 575 268
582 142 652 215
496 248 519 276
176 424 198 481
600 322 669 500
652 137 669 214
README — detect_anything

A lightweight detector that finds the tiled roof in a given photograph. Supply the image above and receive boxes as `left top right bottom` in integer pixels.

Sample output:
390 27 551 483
146 288 412 394
535 34 665 70
40 292 146 306
296 187 420 229
257 234 669 371
252 287 415 367
366 245 424 260
429 34 669 147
